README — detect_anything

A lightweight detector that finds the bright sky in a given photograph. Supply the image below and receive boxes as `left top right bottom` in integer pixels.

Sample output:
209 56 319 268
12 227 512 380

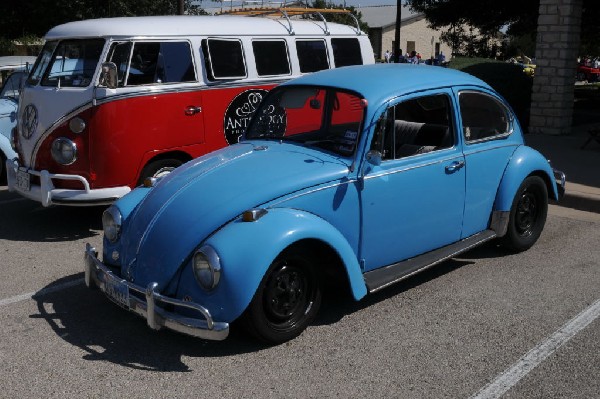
196 0 400 11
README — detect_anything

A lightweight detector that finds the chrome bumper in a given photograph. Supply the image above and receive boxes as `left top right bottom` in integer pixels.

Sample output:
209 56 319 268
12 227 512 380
83 243 229 341
6 158 130 207
553 168 566 199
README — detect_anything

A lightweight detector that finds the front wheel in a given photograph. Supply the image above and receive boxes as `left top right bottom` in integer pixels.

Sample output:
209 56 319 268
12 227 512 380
241 250 322 344
137 158 183 185
500 176 548 252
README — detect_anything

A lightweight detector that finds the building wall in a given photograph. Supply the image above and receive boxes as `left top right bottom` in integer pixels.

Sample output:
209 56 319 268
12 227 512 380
379 16 452 61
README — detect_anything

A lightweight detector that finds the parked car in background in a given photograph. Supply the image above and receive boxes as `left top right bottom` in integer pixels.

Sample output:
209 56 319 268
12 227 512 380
576 63 600 82
84 64 565 344
0 56 36 183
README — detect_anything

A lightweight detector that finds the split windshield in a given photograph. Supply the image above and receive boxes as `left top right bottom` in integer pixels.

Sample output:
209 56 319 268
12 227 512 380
28 39 105 87
245 86 365 157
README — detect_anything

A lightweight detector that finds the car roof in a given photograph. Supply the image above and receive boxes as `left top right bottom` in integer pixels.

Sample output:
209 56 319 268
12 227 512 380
282 64 493 104
45 15 361 39
0 56 37 71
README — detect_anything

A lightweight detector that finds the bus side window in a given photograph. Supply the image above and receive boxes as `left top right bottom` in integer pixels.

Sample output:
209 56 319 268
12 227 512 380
126 42 195 86
106 42 132 87
295 40 329 73
331 38 363 68
202 38 247 81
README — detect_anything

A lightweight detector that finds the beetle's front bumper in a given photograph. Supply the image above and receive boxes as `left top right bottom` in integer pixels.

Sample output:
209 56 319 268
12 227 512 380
553 168 566 199
83 243 229 341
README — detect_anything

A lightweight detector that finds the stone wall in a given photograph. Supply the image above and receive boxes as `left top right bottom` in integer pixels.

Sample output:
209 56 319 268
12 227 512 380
529 0 583 135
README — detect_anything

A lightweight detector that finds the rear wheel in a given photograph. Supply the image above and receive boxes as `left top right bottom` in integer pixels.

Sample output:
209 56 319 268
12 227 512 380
501 176 548 252
241 249 322 344
137 158 183 185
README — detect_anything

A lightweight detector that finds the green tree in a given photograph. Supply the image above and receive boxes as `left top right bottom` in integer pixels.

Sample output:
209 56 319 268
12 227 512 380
406 0 599 57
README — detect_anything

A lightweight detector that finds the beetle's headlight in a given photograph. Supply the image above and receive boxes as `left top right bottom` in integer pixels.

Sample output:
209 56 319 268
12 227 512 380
69 117 86 134
102 206 122 243
193 246 221 291
51 137 77 165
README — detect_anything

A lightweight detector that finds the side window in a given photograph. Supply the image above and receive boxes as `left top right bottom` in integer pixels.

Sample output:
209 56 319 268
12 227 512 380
202 38 246 81
371 94 454 160
459 91 511 142
331 38 363 67
106 42 132 87
295 40 329 73
252 40 290 76
127 41 195 86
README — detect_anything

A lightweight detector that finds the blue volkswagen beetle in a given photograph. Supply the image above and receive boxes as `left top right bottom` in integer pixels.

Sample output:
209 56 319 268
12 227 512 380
84 64 565 344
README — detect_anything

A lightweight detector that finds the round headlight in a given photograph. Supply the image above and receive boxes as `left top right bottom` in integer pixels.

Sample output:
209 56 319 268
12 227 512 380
51 137 77 165
69 117 86 134
102 206 122 243
193 246 221 291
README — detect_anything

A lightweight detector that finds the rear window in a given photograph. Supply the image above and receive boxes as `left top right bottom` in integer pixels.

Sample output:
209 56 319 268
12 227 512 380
295 40 329 73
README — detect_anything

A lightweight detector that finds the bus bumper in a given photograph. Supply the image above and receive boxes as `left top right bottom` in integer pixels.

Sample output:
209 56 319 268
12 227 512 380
6 159 131 207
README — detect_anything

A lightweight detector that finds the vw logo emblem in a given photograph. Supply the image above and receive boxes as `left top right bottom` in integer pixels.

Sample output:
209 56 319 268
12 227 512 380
21 104 38 139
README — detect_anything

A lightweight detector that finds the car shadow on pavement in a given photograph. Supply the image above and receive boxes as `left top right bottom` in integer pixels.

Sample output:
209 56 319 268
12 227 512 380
0 192 104 242
30 254 491 370
30 274 275 371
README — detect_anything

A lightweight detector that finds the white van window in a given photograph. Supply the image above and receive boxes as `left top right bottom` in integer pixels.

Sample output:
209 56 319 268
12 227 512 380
28 41 58 85
252 40 290 77
127 41 196 85
202 38 247 81
331 38 363 67
41 39 104 87
295 40 329 73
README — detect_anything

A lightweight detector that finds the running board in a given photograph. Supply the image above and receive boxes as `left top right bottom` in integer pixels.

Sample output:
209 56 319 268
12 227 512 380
364 230 497 293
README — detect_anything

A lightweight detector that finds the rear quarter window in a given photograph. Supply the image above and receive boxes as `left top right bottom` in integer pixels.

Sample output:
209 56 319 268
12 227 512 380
459 91 511 142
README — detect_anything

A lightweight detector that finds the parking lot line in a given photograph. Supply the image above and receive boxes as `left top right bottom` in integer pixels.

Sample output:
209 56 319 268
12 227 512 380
470 298 600 399
0 278 84 307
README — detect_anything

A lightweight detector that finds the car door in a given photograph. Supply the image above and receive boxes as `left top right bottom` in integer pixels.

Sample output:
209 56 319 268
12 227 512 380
453 88 521 238
359 90 466 272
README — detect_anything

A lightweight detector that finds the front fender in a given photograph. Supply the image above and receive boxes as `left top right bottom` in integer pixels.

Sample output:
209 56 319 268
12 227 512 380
494 146 558 212
186 208 367 322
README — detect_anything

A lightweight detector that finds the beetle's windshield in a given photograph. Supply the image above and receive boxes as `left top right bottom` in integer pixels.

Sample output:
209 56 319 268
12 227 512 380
245 86 366 157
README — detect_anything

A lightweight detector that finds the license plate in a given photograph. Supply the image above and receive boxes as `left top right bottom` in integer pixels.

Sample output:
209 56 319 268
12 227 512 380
105 275 130 308
16 169 30 192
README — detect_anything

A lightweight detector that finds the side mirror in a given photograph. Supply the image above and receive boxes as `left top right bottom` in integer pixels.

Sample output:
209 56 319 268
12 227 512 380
99 62 118 89
366 150 382 166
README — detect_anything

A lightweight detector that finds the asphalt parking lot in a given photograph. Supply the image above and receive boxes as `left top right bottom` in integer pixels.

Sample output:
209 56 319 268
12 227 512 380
1 189 600 398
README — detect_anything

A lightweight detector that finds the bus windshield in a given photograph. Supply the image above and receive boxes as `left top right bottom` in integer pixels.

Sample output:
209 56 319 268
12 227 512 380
33 39 105 88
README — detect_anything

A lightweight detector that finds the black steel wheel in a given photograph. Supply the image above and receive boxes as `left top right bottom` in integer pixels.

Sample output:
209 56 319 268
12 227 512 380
501 176 548 252
241 249 321 344
137 158 183 185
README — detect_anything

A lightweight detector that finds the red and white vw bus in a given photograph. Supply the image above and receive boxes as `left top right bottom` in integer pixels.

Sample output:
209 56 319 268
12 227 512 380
7 12 374 206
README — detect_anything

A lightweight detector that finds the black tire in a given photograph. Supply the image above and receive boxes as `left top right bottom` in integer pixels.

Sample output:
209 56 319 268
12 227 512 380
137 158 183 185
241 249 322 344
0 152 6 186
501 176 548 252
577 72 587 82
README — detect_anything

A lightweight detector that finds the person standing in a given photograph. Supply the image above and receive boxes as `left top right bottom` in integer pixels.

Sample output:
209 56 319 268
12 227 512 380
384 50 391 63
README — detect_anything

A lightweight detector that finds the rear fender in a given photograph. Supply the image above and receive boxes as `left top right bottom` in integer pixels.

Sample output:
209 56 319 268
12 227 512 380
199 208 367 322
494 146 558 212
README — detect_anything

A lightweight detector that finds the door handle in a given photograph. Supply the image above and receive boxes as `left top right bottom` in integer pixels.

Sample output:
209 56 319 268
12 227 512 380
184 106 202 116
445 160 465 172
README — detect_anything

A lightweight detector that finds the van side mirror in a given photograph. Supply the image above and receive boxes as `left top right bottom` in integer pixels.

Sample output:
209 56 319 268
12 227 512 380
99 62 118 89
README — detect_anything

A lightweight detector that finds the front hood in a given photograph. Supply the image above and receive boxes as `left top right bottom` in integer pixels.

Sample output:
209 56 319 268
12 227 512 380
122 141 351 288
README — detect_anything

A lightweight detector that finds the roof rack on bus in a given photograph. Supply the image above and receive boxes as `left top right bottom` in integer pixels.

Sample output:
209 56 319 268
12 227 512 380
216 7 362 36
